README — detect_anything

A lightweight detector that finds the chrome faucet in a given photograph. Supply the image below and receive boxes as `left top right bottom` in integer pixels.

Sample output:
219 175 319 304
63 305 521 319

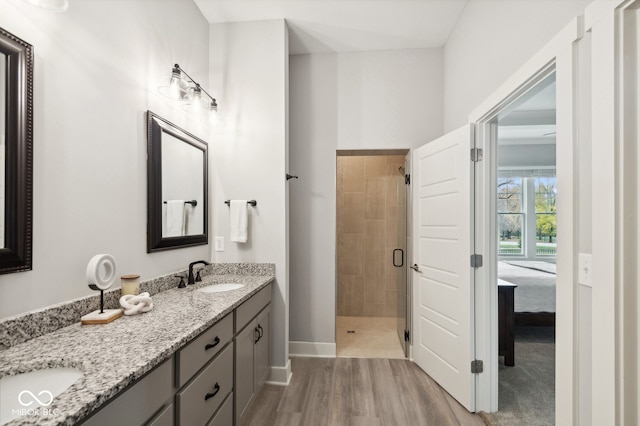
188 260 210 285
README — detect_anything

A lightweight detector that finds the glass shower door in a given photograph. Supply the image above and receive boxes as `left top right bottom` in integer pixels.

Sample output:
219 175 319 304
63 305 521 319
396 157 409 356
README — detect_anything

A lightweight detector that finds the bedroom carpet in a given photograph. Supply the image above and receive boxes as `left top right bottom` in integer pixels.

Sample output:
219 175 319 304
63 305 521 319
480 326 555 426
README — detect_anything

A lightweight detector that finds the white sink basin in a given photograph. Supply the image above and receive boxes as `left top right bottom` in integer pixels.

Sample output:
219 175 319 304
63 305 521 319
0 367 83 425
197 283 245 293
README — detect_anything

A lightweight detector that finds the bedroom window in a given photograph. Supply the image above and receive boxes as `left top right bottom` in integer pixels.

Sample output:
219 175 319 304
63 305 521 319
498 177 524 255
534 176 557 256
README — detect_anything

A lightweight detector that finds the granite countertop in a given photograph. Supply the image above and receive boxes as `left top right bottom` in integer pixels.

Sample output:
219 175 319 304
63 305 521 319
0 272 274 426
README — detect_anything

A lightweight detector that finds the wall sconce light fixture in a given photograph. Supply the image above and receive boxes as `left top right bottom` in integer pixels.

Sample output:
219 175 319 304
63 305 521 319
158 63 218 117
20 0 69 11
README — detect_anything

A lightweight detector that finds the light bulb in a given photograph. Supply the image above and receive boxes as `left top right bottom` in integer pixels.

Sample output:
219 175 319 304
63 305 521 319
183 86 214 116
158 66 191 101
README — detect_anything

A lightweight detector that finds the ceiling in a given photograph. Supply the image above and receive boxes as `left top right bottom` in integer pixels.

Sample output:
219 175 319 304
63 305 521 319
193 0 468 55
498 75 556 168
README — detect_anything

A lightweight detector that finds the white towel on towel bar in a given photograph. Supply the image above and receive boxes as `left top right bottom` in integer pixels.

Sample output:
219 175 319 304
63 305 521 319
230 200 248 243
166 200 185 237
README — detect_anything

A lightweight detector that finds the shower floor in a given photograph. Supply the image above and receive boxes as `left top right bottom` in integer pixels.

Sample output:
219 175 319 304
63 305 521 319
336 316 405 359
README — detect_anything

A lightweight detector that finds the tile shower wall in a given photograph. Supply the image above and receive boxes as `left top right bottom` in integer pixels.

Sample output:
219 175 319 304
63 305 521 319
337 155 406 317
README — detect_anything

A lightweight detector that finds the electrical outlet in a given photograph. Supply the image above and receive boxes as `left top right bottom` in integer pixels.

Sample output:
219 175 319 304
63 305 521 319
214 236 224 252
578 253 592 286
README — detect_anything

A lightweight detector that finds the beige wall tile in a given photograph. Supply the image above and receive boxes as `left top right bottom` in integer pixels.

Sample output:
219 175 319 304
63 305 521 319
365 246 385 265
386 263 404 291
385 176 401 207
364 219 385 248
363 303 385 317
385 206 400 247
385 163 405 177
337 276 346 316
385 290 398 317
364 156 386 178
343 207 365 234
339 233 364 276
364 261 385 304
365 178 386 220
338 155 409 318
343 275 364 316
344 192 365 210
386 155 407 164
344 157 365 192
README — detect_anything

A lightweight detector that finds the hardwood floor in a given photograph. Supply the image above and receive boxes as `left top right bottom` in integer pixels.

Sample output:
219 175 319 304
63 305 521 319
244 357 485 426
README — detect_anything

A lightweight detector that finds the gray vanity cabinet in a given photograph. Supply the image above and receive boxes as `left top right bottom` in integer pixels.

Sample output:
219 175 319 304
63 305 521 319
79 284 272 426
234 285 272 426
147 403 174 426
81 358 173 426
234 319 257 423
176 344 233 425
254 307 271 390
175 313 234 425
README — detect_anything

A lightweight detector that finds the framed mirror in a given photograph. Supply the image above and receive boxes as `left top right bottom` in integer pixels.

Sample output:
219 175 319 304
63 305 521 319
147 111 208 252
0 27 33 274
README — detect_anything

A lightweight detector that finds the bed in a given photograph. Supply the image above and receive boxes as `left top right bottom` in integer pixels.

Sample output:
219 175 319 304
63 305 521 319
498 261 556 326
497 261 556 366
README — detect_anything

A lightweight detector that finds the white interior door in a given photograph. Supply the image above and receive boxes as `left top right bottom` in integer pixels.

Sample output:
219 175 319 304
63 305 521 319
412 124 475 411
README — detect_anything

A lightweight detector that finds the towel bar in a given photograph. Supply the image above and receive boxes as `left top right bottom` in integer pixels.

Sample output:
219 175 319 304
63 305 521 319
163 200 197 206
224 200 257 206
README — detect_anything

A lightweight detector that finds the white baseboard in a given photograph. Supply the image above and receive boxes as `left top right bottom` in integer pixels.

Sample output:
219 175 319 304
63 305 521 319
266 358 292 386
289 341 337 358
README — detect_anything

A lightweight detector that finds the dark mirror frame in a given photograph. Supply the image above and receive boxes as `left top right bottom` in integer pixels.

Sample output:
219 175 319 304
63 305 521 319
147 111 208 252
0 28 33 274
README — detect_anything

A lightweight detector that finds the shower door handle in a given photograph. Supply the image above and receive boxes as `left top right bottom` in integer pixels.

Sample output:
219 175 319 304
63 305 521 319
393 249 404 267
410 264 421 272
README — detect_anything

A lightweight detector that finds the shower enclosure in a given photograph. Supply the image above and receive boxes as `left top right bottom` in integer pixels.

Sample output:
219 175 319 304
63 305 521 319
335 151 410 357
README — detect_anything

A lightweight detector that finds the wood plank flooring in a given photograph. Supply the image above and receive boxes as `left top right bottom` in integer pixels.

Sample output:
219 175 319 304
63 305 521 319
244 357 485 426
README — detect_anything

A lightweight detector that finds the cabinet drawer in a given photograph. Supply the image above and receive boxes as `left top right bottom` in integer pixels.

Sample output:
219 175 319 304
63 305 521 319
177 313 233 387
146 403 173 426
206 392 233 426
176 343 233 425
82 358 173 426
235 284 271 333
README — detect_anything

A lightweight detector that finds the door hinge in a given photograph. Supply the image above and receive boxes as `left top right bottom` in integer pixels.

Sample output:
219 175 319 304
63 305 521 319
471 360 484 374
470 148 483 162
404 329 410 342
405 174 411 185
470 254 483 268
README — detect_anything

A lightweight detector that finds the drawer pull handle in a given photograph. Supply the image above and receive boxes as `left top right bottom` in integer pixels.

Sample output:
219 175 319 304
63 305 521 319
205 383 221 401
205 336 221 351
258 324 264 339
254 327 260 344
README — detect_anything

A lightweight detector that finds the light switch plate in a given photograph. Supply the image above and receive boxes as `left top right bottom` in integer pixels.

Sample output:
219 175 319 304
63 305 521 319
578 253 592 286
214 236 224 252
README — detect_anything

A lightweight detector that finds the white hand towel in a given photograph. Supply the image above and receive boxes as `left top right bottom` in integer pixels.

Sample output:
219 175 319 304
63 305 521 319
166 200 185 237
230 200 248 243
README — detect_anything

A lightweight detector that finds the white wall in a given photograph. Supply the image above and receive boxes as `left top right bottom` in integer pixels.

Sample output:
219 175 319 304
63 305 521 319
289 49 443 345
443 0 592 132
0 0 210 319
208 20 289 369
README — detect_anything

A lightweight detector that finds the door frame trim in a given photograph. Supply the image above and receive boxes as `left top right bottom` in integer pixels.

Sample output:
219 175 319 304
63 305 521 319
469 18 583 422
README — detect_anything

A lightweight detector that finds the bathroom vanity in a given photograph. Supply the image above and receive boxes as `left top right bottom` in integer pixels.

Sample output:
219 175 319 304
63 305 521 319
0 266 273 426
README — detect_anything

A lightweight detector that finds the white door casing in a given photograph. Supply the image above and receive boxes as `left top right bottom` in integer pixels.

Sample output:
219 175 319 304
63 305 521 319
469 17 582 419
412 124 475 412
